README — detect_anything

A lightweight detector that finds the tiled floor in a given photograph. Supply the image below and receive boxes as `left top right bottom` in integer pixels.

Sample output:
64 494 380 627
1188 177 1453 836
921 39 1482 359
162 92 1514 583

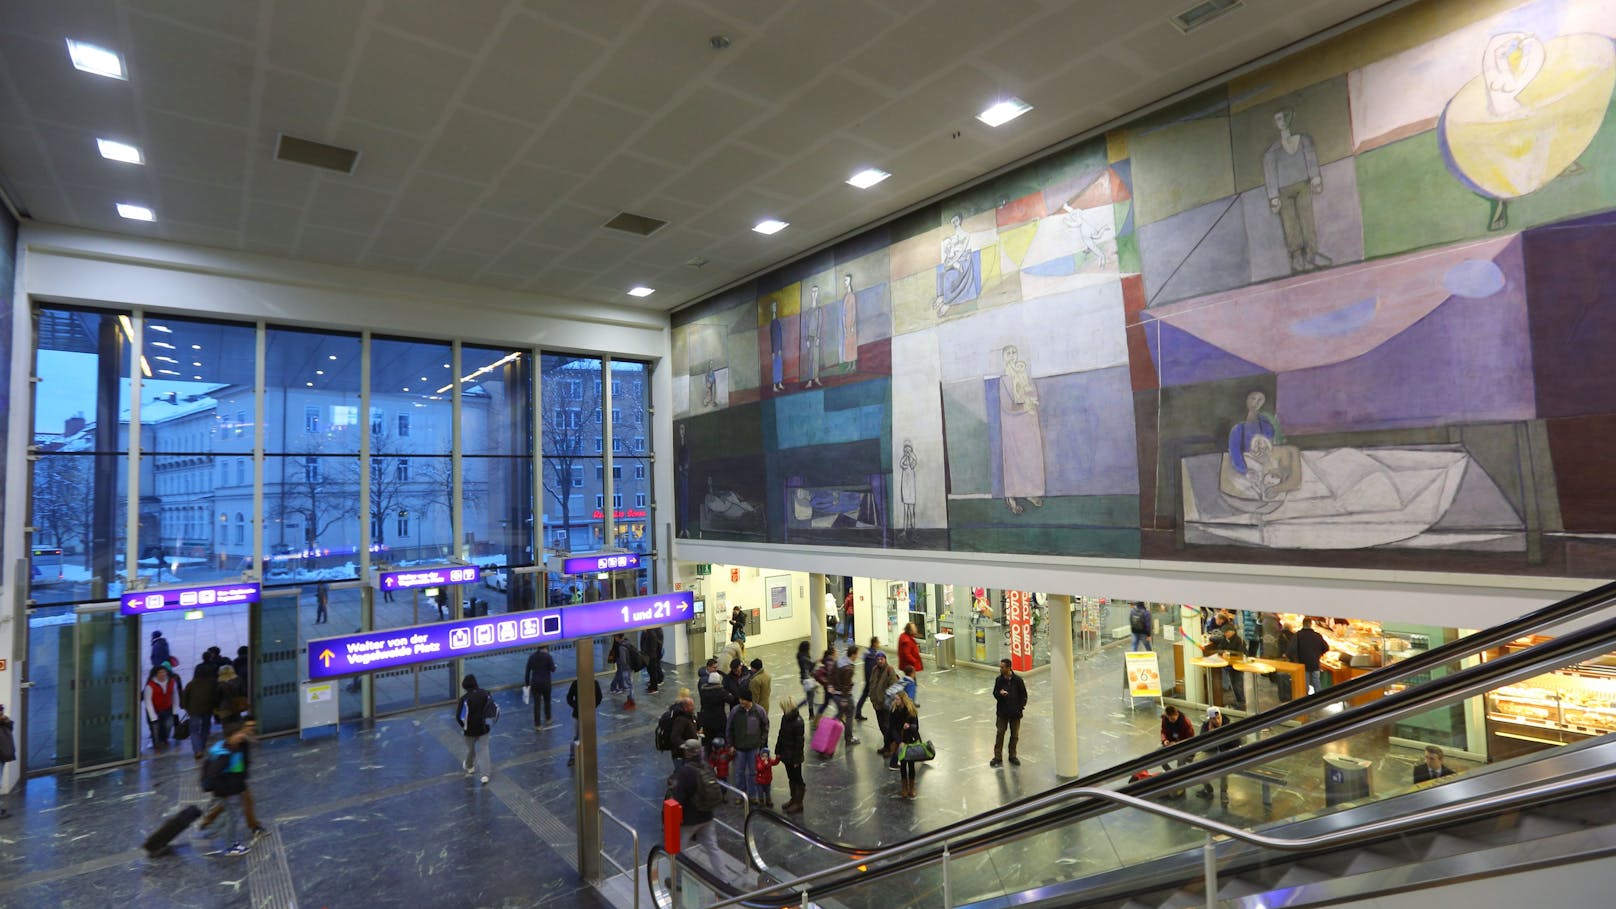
0 635 1443 908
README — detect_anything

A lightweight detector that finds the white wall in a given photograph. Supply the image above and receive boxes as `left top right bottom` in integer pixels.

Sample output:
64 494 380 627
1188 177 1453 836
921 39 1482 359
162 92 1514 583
674 563 813 654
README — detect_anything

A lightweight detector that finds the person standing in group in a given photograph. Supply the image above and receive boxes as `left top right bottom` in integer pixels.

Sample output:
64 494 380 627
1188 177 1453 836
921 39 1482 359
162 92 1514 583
1129 603 1153 652
726 694 769 805
524 645 556 728
182 658 219 760
830 645 861 745
663 697 701 771
640 626 665 694
233 646 251 692
890 690 921 799
990 658 1027 768
1289 617 1330 695
747 659 771 721
150 630 171 671
1159 705 1195 798
142 664 181 751
214 664 248 726
0 703 15 819
841 588 855 643
867 653 900 759
457 674 497 784
697 670 729 753
668 740 720 860
855 637 885 721
897 623 923 701
607 633 633 696
566 675 603 768
1195 707 1236 804
1204 623 1247 711
775 697 806 814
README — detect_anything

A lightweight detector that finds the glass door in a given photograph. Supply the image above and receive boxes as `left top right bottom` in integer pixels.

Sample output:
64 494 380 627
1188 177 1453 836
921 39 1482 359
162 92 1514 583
74 606 138 770
254 587 302 735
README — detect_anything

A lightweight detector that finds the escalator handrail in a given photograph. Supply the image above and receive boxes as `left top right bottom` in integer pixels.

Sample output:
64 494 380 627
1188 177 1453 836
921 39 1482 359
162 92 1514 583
664 761 1616 909
743 578 1616 859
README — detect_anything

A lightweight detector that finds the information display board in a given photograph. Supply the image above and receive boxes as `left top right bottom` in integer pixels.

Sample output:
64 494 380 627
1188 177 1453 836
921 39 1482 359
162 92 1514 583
559 552 640 575
374 564 481 592
120 581 262 616
1125 651 1163 699
307 590 694 680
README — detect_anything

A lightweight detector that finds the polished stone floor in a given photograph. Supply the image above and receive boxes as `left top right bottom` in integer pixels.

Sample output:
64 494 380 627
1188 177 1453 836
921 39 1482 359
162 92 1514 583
0 636 1442 908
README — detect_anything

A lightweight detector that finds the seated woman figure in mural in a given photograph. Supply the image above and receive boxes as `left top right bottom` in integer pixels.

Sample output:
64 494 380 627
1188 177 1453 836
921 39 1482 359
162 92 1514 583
1220 433 1302 506
933 213 977 316
1226 391 1284 472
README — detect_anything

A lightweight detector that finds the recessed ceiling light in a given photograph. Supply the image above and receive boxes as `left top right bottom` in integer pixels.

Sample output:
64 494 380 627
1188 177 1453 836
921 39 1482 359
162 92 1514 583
191 344 202 350
443 363 451 368
96 138 143 165
116 202 154 221
149 325 172 333
328 355 338 360
158 369 179 376
403 387 410 392
627 286 656 298
192 361 202 367
316 370 324 376
154 356 176 364
977 97 1033 127
419 376 428 381
193 375 202 380
846 168 891 189
753 219 789 235
66 39 126 80
305 382 313 387
152 341 175 350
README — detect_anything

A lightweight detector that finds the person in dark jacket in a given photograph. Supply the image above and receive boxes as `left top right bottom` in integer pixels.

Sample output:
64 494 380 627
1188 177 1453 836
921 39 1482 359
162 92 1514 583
795 641 817 716
183 659 219 759
891 691 921 799
150 630 171 671
697 671 729 754
829 646 860 745
1288 617 1331 695
565 676 603 768
0 703 15 818
990 658 1028 767
232 646 251 692
608 633 633 696
1159 705 1195 797
666 697 701 770
213 665 247 726
1204 624 1247 710
524 645 556 727
202 719 255 856
1413 745 1456 784
668 739 718 858
1195 707 1237 803
722 659 749 707
855 637 885 720
639 626 665 693
457 674 495 784
775 697 806 813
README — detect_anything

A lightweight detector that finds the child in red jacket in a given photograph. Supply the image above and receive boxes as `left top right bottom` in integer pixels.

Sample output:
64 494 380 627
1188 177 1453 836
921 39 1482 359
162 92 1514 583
755 747 781 807
707 737 734 782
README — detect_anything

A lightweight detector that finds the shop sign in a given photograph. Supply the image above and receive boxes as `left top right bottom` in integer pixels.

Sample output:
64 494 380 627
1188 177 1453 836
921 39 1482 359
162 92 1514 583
307 590 694 680
590 508 648 519
1006 589 1033 671
120 581 262 616
1125 651 1163 699
730 567 740 582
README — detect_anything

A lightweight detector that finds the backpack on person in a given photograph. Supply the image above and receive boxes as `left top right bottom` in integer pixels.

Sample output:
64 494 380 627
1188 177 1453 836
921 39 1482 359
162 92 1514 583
483 692 500 724
654 704 680 751
690 763 724 812
1130 607 1150 635
200 749 231 793
812 664 830 687
627 645 646 673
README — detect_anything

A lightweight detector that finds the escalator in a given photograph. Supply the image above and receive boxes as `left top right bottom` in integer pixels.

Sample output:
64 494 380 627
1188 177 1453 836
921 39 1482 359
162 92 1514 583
647 580 1616 908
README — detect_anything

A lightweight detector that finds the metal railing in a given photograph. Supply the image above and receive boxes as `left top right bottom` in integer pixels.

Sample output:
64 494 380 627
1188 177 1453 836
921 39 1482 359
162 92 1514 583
598 806 641 909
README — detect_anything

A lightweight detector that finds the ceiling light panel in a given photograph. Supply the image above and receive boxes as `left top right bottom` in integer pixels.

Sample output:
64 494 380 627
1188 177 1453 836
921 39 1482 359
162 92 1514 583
627 286 656 297
847 168 891 189
97 138 144 164
977 98 1033 127
116 203 155 221
753 219 789 235
66 39 126 80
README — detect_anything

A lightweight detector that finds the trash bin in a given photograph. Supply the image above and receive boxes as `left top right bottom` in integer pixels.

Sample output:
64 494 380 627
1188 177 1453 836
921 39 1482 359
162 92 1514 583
934 633 956 670
1323 754 1372 806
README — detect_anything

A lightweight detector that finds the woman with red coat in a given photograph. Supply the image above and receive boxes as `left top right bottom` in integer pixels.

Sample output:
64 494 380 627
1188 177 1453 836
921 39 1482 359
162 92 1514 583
897 622 923 701
142 664 181 750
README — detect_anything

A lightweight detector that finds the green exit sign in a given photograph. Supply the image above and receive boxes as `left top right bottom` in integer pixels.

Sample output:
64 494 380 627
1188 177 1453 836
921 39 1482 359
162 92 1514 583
183 610 205 620
694 564 712 576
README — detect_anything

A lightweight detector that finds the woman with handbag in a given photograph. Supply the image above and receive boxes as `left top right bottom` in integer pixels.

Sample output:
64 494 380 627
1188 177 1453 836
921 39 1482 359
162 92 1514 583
891 690 922 799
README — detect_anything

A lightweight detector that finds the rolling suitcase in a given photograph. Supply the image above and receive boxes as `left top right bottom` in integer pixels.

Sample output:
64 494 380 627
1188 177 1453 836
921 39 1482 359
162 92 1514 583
142 805 202 856
811 717 843 757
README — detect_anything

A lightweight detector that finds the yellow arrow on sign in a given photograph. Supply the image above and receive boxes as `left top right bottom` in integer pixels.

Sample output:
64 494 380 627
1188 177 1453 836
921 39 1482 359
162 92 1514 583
319 648 335 667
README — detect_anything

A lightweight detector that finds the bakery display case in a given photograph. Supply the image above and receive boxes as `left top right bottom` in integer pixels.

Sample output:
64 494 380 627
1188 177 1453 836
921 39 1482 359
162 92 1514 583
1483 635 1616 759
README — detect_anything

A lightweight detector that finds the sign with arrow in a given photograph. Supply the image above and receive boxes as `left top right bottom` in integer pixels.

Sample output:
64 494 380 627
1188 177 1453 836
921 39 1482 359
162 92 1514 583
559 552 640 575
120 581 262 616
374 564 481 591
305 590 694 680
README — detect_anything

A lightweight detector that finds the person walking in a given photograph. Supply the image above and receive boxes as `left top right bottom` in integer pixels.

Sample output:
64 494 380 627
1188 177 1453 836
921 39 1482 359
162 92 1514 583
640 626 666 694
897 622 924 701
747 659 771 722
855 637 885 721
198 716 265 841
668 739 720 860
794 640 816 714
830 646 861 745
0 703 15 819
990 658 1027 768
201 720 255 856
665 697 701 771
1194 707 1237 804
182 658 219 759
524 645 556 728
891 691 921 799
1159 705 1195 798
314 584 329 624
565 676 603 768
841 589 855 643
729 606 747 647
1289 617 1330 696
143 664 181 750
607 633 633 696
726 694 769 805
457 674 497 784
775 696 806 813
232 646 251 692
1129 603 1152 651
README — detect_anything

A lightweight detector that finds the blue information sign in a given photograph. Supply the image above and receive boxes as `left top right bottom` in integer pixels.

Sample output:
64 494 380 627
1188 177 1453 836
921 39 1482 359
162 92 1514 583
307 590 693 680
120 581 262 616
560 552 640 575
375 564 481 591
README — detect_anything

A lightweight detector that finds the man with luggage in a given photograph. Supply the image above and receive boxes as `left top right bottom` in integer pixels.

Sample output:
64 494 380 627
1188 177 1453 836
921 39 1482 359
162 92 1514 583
202 719 256 856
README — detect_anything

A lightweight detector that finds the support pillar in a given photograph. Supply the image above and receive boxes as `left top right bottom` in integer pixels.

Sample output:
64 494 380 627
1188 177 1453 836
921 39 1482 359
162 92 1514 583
808 572 827 656
574 637 601 879
1049 594 1080 779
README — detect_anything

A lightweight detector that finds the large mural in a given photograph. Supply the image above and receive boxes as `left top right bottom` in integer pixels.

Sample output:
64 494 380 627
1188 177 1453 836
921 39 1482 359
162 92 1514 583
671 0 1616 578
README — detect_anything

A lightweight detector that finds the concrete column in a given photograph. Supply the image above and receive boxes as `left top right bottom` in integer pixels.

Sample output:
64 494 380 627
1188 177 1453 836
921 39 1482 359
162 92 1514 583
574 637 601 879
1049 594 1080 779
808 572 827 655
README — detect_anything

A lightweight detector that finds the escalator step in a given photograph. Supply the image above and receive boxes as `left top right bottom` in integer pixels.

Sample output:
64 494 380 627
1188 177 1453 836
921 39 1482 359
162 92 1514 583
1338 849 1404 876
1420 832 1483 859
1272 864 1333 888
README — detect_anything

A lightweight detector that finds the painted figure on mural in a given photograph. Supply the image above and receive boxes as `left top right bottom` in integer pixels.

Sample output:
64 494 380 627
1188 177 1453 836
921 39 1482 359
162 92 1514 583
840 273 858 364
769 299 784 392
802 284 823 389
934 213 977 316
1263 108 1332 274
899 439 918 539
676 423 691 537
1060 201 1116 267
1226 390 1284 477
998 346 1045 515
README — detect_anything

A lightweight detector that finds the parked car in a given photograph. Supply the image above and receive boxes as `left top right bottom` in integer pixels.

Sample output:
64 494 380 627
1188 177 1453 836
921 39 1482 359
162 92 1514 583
484 568 508 592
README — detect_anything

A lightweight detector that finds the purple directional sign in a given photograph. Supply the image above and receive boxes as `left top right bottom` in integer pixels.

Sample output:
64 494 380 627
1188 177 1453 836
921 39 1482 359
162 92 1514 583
375 564 481 592
307 590 693 680
120 582 262 616
560 552 640 575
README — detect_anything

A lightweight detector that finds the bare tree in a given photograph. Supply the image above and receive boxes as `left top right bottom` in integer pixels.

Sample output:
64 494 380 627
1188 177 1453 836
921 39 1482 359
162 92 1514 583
282 441 358 561
539 358 601 553
32 454 92 558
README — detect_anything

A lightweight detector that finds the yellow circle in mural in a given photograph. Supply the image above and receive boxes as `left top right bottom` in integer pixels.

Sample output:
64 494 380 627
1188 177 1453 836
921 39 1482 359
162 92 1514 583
1442 33 1616 200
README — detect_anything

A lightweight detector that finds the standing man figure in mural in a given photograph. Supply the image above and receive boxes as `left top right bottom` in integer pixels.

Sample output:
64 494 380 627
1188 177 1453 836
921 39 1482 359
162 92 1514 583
802 284 823 389
999 346 1045 515
840 273 858 365
1263 108 1331 274
899 440 918 540
769 299 785 392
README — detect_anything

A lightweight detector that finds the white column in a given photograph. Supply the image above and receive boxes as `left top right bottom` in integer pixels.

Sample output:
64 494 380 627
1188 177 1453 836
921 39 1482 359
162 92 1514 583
809 572 827 655
1049 594 1080 779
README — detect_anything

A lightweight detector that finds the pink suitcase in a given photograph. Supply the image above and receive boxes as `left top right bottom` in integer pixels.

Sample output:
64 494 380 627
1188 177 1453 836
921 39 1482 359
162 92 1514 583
811 717 843 757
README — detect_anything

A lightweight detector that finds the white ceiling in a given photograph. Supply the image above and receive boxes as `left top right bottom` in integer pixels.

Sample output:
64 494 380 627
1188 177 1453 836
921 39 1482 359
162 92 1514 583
0 0 1395 313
